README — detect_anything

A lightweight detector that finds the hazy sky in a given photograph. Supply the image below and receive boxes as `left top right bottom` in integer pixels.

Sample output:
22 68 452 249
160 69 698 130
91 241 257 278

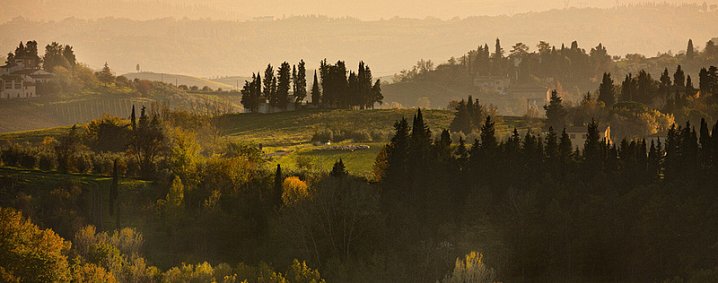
2 0 716 21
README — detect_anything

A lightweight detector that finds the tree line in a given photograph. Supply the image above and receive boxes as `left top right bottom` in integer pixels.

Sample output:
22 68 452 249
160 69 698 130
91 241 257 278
372 108 718 281
241 60 383 111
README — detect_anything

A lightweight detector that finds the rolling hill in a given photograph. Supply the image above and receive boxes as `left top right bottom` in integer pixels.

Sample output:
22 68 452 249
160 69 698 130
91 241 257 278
121 72 237 90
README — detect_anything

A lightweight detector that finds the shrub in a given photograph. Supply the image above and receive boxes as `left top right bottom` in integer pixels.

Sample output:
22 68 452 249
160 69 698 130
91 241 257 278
18 151 38 169
348 129 373 142
74 153 94 174
311 129 334 143
38 150 58 171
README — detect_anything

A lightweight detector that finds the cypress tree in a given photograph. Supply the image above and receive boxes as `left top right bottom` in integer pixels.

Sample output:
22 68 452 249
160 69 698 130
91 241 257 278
311 71 321 106
371 79 383 108
263 64 274 101
674 65 686 88
130 105 137 131
274 164 283 207
276 62 291 109
687 39 695 60
699 118 712 170
686 75 695 97
295 60 307 103
598 73 616 107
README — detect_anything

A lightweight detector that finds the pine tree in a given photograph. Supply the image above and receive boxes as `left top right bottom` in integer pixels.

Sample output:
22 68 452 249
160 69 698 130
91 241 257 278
583 120 602 165
544 90 567 130
480 116 497 153
450 100 471 133
598 73 616 107
97 62 115 86
545 127 559 162
331 159 348 177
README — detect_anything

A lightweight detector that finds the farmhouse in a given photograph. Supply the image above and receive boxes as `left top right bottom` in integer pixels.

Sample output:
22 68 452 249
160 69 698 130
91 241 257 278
0 55 53 99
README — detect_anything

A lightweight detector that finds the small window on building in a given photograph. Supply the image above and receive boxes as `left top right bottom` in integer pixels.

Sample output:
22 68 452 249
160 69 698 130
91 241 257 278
570 134 576 139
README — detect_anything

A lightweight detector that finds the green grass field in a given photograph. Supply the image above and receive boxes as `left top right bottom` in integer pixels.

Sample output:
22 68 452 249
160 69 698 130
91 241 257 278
0 108 541 176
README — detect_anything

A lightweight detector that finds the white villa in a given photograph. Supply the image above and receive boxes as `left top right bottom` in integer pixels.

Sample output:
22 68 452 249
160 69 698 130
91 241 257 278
0 55 53 99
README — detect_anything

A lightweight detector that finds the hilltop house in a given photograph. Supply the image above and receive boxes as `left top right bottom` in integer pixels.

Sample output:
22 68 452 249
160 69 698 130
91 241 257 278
474 75 510 95
0 55 53 99
565 125 613 149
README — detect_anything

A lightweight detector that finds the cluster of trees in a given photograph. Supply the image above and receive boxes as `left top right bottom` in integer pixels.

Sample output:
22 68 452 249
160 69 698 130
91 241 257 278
241 60 306 111
4 41 41 67
241 60 383 111
373 109 718 281
5 40 76 72
42 42 77 71
448 95 486 133
396 39 613 90
0 207 326 282
397 38 718 100
594 64 718 124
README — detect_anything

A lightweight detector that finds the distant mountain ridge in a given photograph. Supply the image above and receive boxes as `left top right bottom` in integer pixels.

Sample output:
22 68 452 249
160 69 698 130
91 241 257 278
1 5 716 77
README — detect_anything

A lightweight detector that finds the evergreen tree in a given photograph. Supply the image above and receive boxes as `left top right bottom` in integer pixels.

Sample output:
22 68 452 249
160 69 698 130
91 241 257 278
699 68 710 94
311 71 321 106
583 119 602 166
598 73 616 107
130 105 137 131
62 45 76 67
274 164 283 208
331 159 348 177
686 39 695 60
371 79 383 108
295 60 307 103
96 62 115 86
659 68 672 99
493 38 504 59
559 128 573 165
450 100 471 133
686 75 695 96
263 64 274 101
544 90 567 130
276 62 291 109
674 65 685 88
